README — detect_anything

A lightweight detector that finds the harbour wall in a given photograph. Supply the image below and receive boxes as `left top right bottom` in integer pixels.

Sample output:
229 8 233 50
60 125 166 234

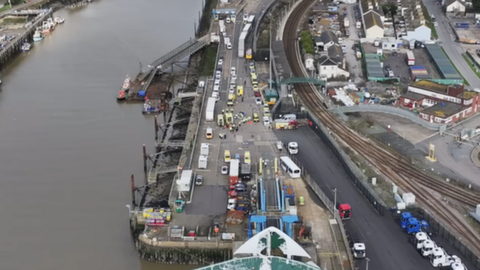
137 241 232 264
0 0 86 69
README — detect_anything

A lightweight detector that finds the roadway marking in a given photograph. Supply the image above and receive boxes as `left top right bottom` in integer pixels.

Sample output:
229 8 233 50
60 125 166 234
196 169 212 172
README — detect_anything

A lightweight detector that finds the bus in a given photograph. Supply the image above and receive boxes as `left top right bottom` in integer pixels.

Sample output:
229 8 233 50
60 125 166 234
246 49 252 60
280 156 301 178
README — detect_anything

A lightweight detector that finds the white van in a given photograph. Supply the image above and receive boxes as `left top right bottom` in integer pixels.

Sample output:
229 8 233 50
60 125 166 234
280 114 297 121
263 116 270 127
198 155 208 169
200 143 209 156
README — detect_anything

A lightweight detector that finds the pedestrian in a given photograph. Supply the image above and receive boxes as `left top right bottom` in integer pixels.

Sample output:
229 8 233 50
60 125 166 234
242 96 244 102
236 126 239 132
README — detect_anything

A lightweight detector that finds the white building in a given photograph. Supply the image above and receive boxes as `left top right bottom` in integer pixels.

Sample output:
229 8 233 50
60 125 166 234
364 11 385 41
444 0 466 13
317 45 350 79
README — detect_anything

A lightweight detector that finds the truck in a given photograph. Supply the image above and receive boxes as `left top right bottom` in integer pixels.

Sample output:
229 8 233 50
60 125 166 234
200 143 209 156
206 97 216 121
406 51 415 66
338 203 352 219
349 233 366 259
400 212 433 235
413 232 430 249
344 18 349 28
356 21 361 29
420 239 438 257
198 155 208 169
229 159 240 185
430 247 458 267
288 142 298 154
240 164 251 181
219 20 226 33
238 32 247 57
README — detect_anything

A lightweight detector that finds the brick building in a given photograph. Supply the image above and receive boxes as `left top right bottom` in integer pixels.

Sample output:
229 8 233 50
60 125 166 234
399 80 480 124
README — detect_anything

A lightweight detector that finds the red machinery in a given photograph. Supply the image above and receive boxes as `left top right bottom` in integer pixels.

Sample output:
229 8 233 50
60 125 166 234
339 204 352 219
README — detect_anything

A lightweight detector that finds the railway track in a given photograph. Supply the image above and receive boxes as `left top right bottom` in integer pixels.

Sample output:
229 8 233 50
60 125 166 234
282 0 480 255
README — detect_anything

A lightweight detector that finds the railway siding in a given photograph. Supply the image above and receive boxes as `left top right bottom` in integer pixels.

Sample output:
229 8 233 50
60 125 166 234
282 0 480 267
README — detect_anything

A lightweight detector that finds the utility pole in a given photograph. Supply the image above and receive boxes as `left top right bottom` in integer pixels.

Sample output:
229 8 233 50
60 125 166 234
269 21 272 90
366 258 370 270
333 188 337 210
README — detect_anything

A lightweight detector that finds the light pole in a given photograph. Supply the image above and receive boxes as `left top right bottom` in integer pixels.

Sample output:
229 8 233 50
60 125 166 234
366 258 370 270
333 188 337 210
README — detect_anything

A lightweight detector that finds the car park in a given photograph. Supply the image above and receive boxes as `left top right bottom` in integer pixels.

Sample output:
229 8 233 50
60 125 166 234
221 166 229 175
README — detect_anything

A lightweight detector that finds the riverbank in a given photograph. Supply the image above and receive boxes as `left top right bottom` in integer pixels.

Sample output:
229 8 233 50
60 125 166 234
0 0 88 69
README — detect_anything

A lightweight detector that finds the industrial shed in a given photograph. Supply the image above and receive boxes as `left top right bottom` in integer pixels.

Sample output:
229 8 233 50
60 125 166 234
364 54 384 80
410 66 431 81
424 44 463 83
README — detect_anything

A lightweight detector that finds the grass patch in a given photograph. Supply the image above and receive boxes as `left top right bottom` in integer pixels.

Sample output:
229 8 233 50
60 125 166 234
441 47 470 86
462 53 480 79
421 3 437 39
199 46 218 76
0 5 11 13
1 17 26 24
197 0 218 36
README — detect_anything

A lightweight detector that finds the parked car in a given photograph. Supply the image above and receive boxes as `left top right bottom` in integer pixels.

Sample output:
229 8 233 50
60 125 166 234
221 166 229 175
195 175 204 185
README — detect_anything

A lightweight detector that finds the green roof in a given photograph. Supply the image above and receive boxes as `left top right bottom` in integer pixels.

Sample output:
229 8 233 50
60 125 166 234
193 256 322 270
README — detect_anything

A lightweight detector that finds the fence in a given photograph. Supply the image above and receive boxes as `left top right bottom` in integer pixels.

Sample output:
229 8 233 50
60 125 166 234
286 151 354 270
331 104 447 131
405 207 480 269
306 112 388 215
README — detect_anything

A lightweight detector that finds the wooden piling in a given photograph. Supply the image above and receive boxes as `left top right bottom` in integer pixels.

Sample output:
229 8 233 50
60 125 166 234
154 115 159 141
143 144 148 181
130 174 136 207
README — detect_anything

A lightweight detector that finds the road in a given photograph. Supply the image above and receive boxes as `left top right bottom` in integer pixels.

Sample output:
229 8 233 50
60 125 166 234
275 127 435 270
423 0 480 85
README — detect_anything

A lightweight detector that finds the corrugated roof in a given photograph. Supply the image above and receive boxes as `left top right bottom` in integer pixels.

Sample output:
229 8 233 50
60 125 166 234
320 31 338 44
410 66 427 70
424 44 462 80
364 54 384 78
364 11 384 30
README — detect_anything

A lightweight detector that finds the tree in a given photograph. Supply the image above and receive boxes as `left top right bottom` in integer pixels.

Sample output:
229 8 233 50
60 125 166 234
382 3 398 17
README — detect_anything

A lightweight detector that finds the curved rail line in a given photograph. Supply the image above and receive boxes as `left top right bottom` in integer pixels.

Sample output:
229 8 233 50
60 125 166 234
283 0 480 255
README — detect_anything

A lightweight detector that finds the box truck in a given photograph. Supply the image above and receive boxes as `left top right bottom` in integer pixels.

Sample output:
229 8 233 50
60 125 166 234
206 97 216 121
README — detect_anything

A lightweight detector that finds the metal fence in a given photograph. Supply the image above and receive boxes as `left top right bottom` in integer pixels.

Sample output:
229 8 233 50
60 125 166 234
306 112 388 215
285 152 354 270
405 207 480 268
331 104 447 131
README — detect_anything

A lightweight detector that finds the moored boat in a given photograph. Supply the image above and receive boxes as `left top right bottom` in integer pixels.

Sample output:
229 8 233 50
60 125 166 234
33 30 44 42
21 42 31 52
121 75 131 91
54 17 65 24
117 90 127 101
41 21 54 34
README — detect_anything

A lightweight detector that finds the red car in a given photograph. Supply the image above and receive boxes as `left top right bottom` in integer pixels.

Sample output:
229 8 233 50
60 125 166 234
254 91 260 97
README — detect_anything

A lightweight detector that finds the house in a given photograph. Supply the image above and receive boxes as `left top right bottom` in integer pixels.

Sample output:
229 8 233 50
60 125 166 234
317 45 350 79
394 1 432 41
315 31 338 51
364 12 385 40
444 0 466 14
304 53 315 71
399 80 480 123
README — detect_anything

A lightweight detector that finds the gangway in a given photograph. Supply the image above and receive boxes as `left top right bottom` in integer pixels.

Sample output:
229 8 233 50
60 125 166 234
140 35 211 81
155 140 186 148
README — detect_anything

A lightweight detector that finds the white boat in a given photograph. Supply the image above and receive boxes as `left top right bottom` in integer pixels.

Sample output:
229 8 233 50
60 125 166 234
21 42 31 52
54 17 65 24
41 21 54 33
33 30 44 42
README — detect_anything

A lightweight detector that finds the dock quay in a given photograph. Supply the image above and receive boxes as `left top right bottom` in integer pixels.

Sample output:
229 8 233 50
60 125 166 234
0 0 86 69
126 0 351 266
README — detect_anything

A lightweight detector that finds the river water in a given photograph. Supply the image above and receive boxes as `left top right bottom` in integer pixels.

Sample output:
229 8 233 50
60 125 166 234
0 0 202 269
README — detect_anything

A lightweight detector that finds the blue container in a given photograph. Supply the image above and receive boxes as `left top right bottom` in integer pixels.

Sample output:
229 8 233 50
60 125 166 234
138 90 146 96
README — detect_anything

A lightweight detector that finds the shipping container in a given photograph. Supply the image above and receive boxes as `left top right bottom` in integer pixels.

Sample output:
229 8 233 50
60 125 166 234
229 159 240 185
406 51 415 66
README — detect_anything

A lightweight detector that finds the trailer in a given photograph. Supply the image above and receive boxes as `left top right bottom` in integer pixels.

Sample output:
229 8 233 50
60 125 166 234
238 32 247 58
206 97 216 121
406 51 415 66
229 159 240 185
242 23 252 34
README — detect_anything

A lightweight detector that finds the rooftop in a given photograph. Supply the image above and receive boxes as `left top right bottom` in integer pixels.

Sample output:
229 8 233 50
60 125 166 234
422 102 466 118
193 256 322 270
360 0 384 16
364 11 384 29
410 80 449 93
402 92 425 100
460 91 479 99
319 31 338 44
424 44 463 80
327 45 343 63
